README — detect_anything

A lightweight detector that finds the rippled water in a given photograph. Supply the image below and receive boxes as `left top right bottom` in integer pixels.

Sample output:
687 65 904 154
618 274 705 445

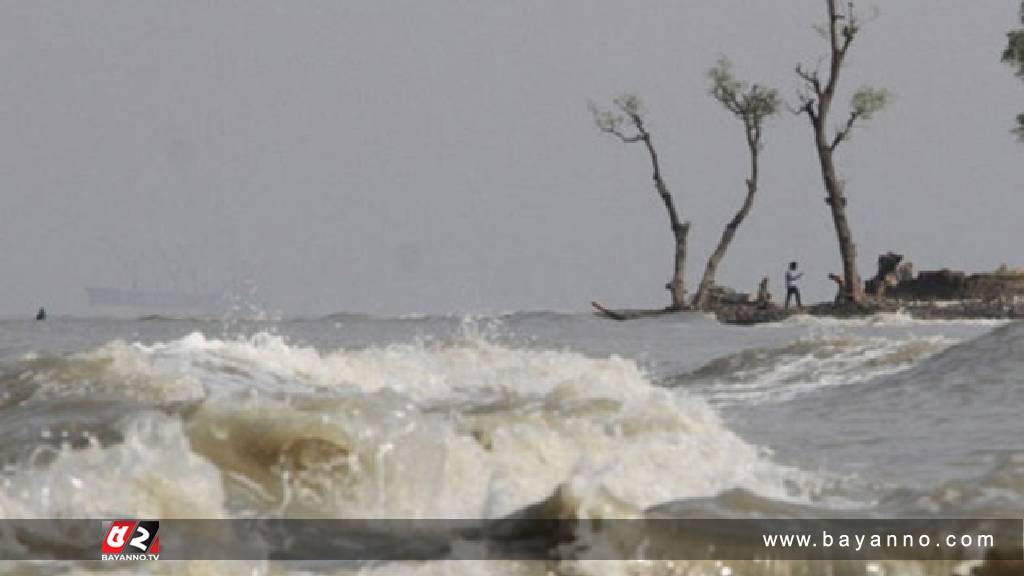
0 312 1020 575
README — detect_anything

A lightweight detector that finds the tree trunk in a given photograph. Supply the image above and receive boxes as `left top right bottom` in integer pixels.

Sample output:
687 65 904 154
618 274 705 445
694 130 760 310
670 222 691 309
642 134 690 310
814 123 865 304
693 184 754 310
807 0 866 305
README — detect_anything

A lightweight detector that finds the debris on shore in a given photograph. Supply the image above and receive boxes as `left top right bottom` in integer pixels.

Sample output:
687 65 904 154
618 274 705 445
714 254 1024 325
591 254 1024 325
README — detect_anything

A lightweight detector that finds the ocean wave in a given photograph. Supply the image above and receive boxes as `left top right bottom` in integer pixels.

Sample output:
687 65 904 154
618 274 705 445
877 452 1024 518
0 413 227 519
763 311 1012 328
0 332 826 522
671 334 956 406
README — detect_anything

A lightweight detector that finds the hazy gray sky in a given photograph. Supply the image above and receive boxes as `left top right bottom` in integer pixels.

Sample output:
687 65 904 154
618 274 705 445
0 1 1020 316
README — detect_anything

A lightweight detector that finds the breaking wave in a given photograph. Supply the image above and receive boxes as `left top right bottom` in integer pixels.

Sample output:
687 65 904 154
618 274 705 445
2 322 1021 575
671 334 956 406
0 332 825 522
766 311 1011 328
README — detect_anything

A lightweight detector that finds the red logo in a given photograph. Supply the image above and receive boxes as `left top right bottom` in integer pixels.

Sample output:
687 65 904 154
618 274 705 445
102 520 160 560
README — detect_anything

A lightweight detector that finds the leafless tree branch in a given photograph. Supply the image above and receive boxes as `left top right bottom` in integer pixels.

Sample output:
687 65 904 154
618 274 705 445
830 109 861 151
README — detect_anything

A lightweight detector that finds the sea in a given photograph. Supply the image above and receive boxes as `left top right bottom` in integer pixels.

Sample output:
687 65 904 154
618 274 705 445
0 311 1020 575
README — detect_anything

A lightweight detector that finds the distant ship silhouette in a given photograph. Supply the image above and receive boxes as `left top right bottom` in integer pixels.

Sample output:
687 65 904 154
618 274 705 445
85 287 221 315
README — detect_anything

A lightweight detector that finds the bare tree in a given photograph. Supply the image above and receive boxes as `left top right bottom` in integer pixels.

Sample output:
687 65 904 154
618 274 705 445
794 0 889 305
693 58 781 310
591 95 691 310
1003 1 1024 140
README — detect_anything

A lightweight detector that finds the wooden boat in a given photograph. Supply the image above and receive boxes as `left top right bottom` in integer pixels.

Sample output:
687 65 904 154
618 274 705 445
590 301 681 321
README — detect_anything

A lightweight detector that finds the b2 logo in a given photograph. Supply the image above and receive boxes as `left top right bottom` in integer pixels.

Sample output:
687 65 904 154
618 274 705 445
101 520 160 560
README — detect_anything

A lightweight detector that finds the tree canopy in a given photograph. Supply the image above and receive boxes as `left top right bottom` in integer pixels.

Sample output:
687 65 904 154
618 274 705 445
1004 2 1024 140
708 58 781 132
693 58 780 310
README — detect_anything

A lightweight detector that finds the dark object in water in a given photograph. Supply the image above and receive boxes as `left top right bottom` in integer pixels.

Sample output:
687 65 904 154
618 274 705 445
35 307 46 321
591 301 679 321
591 301 627 321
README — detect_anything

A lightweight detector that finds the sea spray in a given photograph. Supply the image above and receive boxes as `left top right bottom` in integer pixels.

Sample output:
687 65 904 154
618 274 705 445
0 331 820 521
0 316 1018 576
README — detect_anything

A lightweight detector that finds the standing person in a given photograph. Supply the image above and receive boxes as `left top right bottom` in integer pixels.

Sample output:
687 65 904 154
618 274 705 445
828 273 845 305
785 262 803 309
756 277 771 309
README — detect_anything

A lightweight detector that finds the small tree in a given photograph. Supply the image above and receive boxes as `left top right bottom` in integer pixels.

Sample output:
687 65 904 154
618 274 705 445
693 58 781 310
591 95 691 310
1003 2 1024 140
794 0 888 306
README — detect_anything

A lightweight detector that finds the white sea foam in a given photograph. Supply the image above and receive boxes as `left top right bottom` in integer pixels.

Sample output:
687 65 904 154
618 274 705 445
0 413 227 519
685 335 956 406
1 332 823 522
766 311 1011 328
2 325 1004 576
